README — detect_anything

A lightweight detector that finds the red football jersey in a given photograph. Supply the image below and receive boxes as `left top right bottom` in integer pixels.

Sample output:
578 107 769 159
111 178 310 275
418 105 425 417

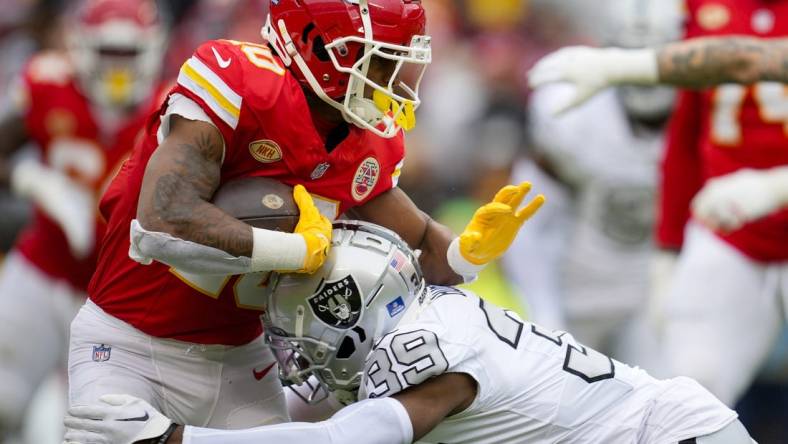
13 51 165 291
657 0 788 261
89 40 406 345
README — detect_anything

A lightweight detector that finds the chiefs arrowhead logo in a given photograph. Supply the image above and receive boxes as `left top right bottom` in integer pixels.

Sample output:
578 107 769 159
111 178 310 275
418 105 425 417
249 140 283 163
307 275 362 329
351 157 380 202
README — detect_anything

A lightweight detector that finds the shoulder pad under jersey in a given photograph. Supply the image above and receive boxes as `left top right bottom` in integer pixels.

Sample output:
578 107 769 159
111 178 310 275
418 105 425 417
175 39 288 131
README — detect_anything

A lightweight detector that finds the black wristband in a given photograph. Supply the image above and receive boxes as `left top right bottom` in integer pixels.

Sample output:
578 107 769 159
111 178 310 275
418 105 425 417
156 423 179 444
135 423 180 444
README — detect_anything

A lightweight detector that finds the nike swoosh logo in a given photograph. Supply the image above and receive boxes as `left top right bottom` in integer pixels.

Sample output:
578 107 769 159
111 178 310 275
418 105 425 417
212 46 232 68
253 362 277 381
117 412 150 422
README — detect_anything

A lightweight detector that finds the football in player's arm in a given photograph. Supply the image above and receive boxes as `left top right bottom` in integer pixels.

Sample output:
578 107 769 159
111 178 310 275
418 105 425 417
70 1 546 431
63 222 753 444
130 9 546 284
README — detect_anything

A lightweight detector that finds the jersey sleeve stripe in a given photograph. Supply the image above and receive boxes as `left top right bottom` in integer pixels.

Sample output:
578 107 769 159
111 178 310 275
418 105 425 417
391 160 404 187
177 57 242 129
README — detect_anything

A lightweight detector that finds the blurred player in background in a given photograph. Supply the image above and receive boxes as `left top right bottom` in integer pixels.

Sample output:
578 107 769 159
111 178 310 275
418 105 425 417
504 0 682 369
0 0 167 442
68 0 542 431
0 0 68 254
63 222 752 444
531 34 788 227
530 0 788 406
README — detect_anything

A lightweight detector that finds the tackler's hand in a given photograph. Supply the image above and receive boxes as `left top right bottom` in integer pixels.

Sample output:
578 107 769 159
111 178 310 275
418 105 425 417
292 185 332 273
459 182 545 265
528 46 659 115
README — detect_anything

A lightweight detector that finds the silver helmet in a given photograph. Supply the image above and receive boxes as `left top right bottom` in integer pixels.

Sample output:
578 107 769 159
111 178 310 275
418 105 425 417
604 0 683 122
263 221 425 404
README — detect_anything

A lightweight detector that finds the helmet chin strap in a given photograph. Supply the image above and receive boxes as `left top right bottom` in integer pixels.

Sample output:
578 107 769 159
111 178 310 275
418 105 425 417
295 305 305 338
345 0 378 124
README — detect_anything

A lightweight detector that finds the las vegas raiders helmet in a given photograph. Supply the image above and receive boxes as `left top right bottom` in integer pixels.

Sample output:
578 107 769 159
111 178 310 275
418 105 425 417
263 221 425 404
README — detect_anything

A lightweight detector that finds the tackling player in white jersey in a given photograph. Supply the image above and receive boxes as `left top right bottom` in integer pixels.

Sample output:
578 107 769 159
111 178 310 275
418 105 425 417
63 222 752 444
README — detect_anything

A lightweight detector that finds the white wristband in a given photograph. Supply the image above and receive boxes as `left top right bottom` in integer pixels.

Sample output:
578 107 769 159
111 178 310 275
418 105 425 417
446 237 484 283
604 48 659 85
251 227 306 272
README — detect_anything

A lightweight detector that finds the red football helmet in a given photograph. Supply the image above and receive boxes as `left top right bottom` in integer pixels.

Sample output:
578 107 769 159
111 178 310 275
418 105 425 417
263 0 431 138
67 0 166 109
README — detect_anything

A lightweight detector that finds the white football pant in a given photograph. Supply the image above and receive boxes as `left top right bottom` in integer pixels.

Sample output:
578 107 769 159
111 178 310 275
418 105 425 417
68 301 289 429
0 252 83 441
662 222 787 405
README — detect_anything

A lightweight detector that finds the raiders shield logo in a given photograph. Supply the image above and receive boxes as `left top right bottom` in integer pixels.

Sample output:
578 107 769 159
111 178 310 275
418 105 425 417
308 275 362 329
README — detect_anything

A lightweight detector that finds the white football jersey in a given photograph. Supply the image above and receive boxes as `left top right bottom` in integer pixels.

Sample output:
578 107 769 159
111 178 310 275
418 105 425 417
526 84 664 317
360 286 736 444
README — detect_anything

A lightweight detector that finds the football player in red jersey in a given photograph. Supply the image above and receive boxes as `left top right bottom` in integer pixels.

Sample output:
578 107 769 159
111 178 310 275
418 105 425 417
68 0 545 430
530 0 788 406
0 0 167 440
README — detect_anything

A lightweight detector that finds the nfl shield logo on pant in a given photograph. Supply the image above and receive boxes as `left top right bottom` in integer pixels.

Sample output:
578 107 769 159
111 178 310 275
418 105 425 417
92 344 111 362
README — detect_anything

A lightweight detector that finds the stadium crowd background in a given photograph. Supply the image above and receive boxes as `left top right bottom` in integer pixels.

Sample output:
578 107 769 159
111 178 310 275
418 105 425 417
0 0 785 442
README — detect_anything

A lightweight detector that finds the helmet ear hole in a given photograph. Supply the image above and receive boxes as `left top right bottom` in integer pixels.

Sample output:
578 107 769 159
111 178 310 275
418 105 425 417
336 336 356 359
351 326 367 343
312 36 331 62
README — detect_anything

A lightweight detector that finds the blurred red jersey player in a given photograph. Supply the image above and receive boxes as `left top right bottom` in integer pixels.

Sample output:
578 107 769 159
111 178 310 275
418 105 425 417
657 0 788 405
0 0 167 440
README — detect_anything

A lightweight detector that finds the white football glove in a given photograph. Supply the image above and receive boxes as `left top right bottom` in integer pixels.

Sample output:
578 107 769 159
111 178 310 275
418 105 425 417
528 46 659 114
11 158 95 258
691 167 788 232
63 394 173 444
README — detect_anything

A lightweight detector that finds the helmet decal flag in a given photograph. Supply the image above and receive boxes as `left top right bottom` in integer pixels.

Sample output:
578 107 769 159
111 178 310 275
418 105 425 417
308 275 363 329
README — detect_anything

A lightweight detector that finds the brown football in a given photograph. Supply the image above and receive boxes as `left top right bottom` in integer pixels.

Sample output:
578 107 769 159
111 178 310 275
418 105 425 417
211 177 299 232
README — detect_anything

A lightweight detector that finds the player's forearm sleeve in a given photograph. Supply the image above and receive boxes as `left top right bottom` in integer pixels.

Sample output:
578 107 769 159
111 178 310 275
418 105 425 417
130 219 308 273
182 398 413 444
129 219 253 275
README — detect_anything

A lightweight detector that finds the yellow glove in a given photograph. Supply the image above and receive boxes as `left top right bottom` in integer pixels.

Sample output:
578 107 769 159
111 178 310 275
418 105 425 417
459 182 545 265
292 185 332 273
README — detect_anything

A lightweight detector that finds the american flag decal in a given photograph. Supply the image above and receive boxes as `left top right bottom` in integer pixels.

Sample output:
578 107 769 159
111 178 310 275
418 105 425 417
389 251 407 272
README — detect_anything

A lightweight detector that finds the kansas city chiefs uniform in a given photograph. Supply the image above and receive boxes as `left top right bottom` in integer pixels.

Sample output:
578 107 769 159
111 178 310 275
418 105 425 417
89 39 406 346
659 0 788 260
360 286 737 444
14 50 164 290
655 0 788 406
